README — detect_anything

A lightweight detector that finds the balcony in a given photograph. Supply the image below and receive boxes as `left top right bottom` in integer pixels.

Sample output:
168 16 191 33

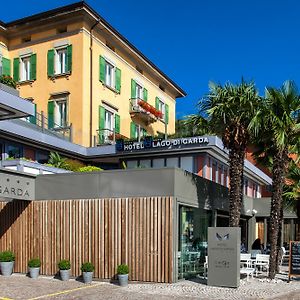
22 111 73 142
95 128 128 146
129 98 163 125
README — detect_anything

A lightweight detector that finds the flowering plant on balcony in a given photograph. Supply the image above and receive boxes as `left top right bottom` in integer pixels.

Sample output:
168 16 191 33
0 75 16 89
138 100 163 119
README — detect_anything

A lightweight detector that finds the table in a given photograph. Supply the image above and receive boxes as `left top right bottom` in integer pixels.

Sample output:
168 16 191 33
240 268 255 281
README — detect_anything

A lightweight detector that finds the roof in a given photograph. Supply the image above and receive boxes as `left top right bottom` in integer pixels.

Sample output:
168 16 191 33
4 1 186 98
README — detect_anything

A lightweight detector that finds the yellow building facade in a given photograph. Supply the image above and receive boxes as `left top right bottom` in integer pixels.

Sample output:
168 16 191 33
0 3 185 147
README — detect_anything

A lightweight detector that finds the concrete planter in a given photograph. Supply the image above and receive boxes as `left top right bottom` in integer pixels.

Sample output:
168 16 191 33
60 269 70 281
29 267 40 279
82 271 93 283
0 261 14 276
0 83 19 96
118 274 128 287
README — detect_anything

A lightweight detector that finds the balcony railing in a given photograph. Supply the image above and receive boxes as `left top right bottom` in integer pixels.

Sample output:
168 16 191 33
21 111 73 142
129 98 163 124
95 128 128 146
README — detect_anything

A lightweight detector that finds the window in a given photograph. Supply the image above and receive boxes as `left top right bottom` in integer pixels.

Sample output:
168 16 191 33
135 83 143 99
155 97 169 123
57 27 67 34
21 56 31 81
0 56 10 76
105 61 115 88
131 79 147 101
13 54 36 82
48 97 68 129
55 99 67 127
98 105 120 144
7 143 22 159
47 45 72 77
22 36 31 43
104 109 114 132
55 48 67 75
99 56 121 92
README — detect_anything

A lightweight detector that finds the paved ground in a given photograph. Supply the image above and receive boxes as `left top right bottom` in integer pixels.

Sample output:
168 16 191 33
0 273 300 299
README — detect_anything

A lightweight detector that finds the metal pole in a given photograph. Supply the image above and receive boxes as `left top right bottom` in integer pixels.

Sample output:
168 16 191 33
41 111 44 132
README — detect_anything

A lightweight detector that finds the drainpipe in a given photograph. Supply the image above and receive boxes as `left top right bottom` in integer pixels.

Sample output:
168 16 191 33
89 19 101 147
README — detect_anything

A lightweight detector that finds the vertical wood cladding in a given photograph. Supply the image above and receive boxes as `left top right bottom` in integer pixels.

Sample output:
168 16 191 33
0 197 173 282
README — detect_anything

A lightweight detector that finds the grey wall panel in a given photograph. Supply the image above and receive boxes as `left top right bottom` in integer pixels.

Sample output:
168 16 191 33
36 168 175 200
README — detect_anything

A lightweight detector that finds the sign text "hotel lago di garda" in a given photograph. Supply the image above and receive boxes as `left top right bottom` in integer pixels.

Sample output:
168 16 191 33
116 136 209 152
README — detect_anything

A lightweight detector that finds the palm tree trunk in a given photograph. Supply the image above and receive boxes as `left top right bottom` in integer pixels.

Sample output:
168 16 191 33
276 206 283 273
269 149 288 279
228 149 245 227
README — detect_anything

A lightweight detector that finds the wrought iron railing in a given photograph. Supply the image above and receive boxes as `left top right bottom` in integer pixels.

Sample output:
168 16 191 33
95 128 127 146
129 98 163 120
21 111 72 142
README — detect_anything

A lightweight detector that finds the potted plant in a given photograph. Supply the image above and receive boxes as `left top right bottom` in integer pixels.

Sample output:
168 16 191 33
0 251 15 276
58 259 71 281
117 264 129 287
28 258 41 279
81 262 94 283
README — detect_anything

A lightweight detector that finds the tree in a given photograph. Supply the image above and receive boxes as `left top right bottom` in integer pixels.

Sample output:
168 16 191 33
249 80 300 279
188 80 261 226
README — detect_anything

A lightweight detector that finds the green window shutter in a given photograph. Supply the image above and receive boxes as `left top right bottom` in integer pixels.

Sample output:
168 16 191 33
99 56 105 82
66 44 72 73
130 122 136 139
30 54 37 80
143 88 148 102
165 103 169 124
115 114 120 134
115 67 121 93
47 49 54 77
13 58 20 82
29 103 37 124
48 101 54 129
98 106 105 143
131 79 136 98
155 97 159 110
2 58 11 76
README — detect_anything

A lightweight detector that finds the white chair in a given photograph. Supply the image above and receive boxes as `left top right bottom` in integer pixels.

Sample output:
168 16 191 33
240 253 251 268
254 254 269 276
203 256 208 278
250 249 261 259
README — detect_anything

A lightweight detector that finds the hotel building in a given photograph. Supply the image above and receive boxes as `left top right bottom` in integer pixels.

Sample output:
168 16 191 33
0 1 185 147
0 3 298 283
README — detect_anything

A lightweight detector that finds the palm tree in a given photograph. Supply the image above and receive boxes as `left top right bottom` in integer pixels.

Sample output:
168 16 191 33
188 80 261 226
249 80 300 279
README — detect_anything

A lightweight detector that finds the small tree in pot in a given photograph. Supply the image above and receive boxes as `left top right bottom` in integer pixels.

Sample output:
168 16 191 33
58 259 71 281
117 264 129 287
0 251 15 276
81 262 94 283
28 258 41 279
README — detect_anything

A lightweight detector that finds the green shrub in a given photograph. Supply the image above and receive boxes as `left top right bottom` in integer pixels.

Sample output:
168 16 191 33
28 258 41 268
81 262 94 272
117 264 129 275
0 251 15 262
58 259 71 270
64 159 85 171
48 152 68 169
0 75 16 89
78 165 102 172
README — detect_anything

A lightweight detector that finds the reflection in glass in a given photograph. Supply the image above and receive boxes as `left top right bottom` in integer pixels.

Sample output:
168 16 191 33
178 206 212 279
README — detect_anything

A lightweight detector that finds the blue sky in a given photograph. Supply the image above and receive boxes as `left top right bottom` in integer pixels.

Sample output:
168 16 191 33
2 1 300 118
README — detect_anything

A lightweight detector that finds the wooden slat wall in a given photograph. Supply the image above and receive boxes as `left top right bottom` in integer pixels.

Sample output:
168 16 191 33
0 196 173 282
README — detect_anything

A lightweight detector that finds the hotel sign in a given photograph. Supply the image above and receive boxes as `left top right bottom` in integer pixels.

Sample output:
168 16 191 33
0 173 35 201
116 136 209 152
208 227 240 288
